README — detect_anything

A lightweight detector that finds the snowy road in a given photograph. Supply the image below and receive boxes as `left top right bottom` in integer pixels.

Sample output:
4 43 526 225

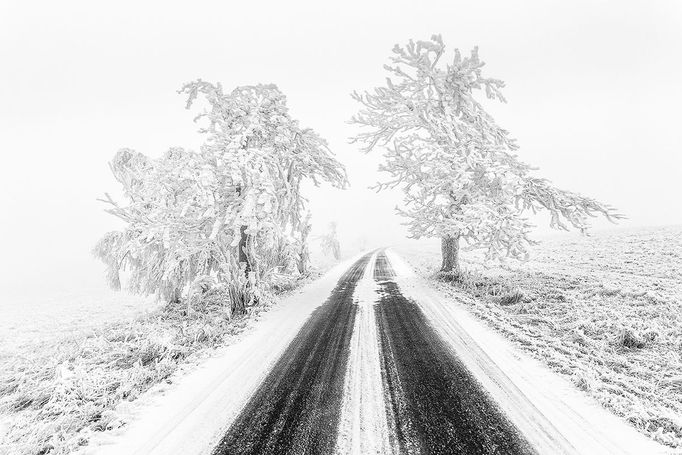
94 249 666 455
372 253 532 454
212 254 371 453
213 251 532 454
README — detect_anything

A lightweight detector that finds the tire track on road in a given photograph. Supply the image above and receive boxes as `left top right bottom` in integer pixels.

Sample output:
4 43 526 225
373 251 536 455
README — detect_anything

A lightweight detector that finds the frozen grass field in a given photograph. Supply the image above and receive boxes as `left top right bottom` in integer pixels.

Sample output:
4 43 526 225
0 280 288 454
0 286 157 358
397 224 682 449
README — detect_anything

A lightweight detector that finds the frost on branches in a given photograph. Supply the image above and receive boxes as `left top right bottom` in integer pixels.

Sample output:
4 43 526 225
94 82 347 306
351 35 623 276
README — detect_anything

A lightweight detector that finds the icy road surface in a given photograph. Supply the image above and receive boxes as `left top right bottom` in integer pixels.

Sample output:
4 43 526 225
93 250 667 455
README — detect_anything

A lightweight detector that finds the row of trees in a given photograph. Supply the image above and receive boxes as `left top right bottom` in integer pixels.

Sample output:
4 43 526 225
95 35 621 305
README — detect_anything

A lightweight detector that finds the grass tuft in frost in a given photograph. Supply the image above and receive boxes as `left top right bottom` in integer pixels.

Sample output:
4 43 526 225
498 289 526 306
615 328 647 349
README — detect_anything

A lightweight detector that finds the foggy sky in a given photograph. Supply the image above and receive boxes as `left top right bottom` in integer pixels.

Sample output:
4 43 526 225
1 0 680 293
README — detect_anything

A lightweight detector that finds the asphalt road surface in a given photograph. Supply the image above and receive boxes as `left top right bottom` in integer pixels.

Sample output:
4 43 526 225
373 252 534 455
213 251 535 455
213 253 371 454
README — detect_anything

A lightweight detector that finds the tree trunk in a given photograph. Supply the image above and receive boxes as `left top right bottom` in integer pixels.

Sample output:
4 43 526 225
170 286 182 304
238 224 251 275
298 245 309 274
298 215 312 275
440 234 461 276
236 185 251 277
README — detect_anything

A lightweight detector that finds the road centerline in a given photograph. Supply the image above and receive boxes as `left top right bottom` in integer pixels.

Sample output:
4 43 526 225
335 251 393 455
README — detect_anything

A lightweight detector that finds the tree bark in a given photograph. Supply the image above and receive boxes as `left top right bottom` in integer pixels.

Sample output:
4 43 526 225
170 286 182 304
298 245 309 275
235 185 251 277
298 216 312 275
440 234 461 276
238 224 251 275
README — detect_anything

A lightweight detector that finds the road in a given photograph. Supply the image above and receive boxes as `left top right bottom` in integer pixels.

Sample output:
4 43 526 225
94 249 666 455
213 251 534 455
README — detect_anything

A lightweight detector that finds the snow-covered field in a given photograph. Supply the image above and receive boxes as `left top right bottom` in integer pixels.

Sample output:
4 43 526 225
396 224 682 449
0 284 157 358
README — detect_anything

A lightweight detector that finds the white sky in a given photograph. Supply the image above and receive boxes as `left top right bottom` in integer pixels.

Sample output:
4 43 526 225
1 0 681 293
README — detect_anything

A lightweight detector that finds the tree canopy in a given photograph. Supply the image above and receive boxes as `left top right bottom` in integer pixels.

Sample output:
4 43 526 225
94 81 347 303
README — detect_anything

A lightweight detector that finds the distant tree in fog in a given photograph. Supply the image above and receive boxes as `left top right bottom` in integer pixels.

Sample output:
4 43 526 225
94 82 347 304
320 221 341 260
351 35 623 276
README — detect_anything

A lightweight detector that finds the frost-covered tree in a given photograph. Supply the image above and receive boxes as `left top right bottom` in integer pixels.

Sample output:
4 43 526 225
180 81 347 273
351 35 623 276
94 82 347 304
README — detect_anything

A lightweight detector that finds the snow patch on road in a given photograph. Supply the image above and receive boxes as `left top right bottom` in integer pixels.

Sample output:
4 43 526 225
336 251 392 455
384 248 668 455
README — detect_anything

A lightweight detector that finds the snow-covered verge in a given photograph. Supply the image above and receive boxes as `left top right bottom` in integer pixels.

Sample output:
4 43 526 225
0 255 342 455
395 225 682 450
